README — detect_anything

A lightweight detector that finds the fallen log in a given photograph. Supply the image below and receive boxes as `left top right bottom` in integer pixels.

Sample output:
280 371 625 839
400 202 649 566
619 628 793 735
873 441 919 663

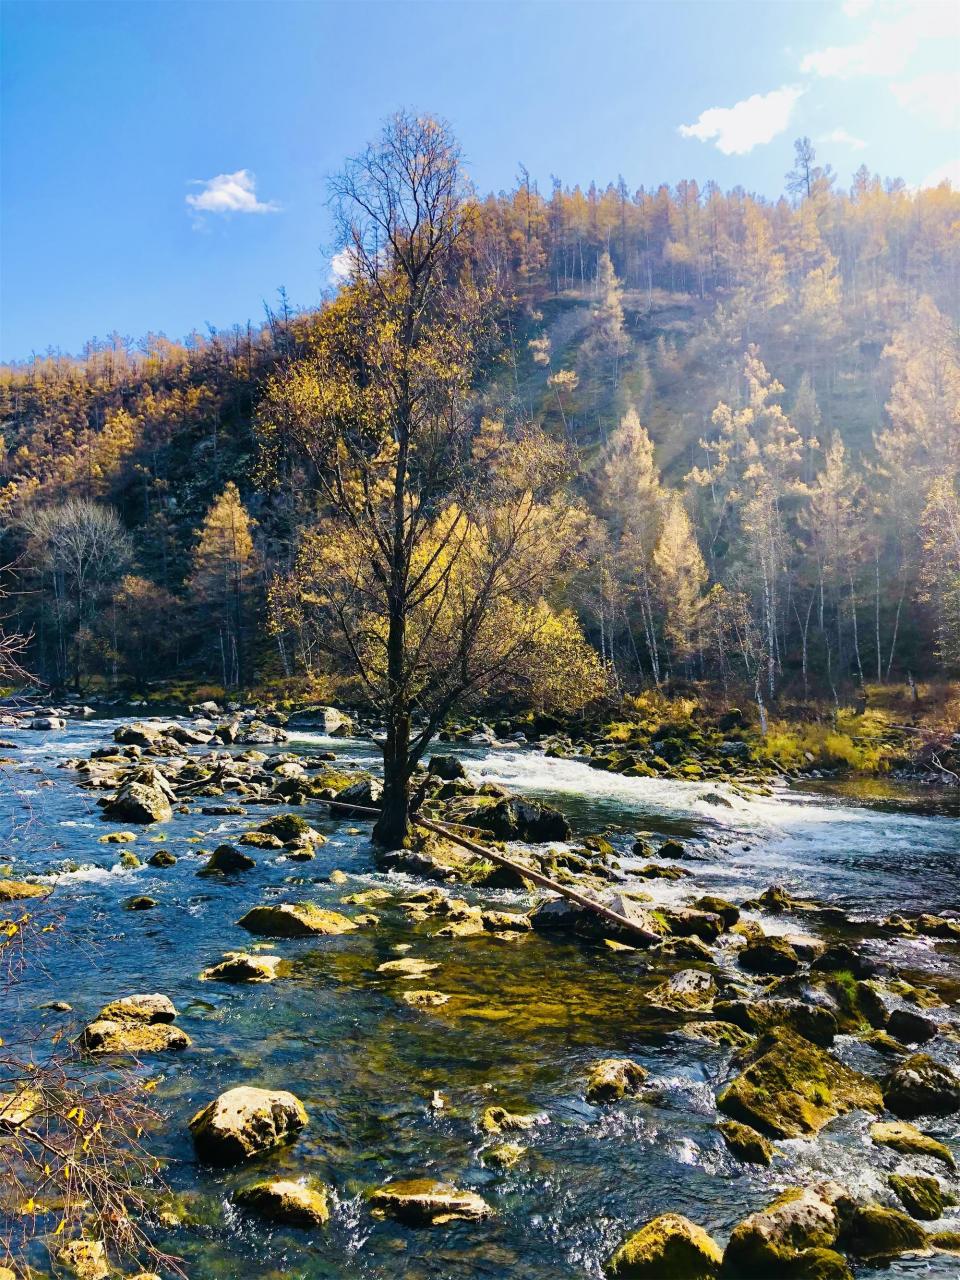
318 798 661 946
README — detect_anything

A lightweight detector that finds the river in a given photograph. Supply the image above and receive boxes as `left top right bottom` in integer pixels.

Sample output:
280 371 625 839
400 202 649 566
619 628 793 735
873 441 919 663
2 717 958 1277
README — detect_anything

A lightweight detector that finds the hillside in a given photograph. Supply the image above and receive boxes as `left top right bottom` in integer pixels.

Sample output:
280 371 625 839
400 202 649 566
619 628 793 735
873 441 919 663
1 158 958 711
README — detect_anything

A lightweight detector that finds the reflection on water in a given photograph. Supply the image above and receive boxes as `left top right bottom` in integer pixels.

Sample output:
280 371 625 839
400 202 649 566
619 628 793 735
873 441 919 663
1 718 958 1277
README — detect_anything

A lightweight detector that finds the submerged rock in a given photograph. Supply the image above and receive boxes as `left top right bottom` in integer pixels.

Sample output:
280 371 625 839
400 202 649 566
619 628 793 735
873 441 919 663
55 1239 108 1280
483 1141 526 1169
189 1086 307 1164
377 957 439 978
604 1212 722 1279
716 1028 882 1138
869 1120 955 1169
0 1086 43 1129
585 1058 648 1103
238 902 358 937
883 1054 960 1118
401 989 450 1008
234 1178 330 1226
368 1179 491 1225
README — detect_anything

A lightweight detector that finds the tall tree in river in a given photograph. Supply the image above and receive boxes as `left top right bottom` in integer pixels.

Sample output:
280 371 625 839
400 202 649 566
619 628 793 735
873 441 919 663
259 113 596 847
188 482 258 688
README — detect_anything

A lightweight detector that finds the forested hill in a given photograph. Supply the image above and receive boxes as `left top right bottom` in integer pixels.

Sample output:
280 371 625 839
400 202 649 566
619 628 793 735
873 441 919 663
2 152 959 707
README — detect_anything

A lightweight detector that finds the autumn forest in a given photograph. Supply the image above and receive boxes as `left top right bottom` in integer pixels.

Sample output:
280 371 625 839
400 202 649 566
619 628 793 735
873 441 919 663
2 127 958 729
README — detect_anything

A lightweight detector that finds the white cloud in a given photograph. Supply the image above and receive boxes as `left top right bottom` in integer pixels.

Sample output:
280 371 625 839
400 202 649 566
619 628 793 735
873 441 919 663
678 85 804 155
328 247 356 285
922 158 960 188
186 169 280 217
892 70 960 130
842 0 873 16
802 2 956 79
819 127 867 149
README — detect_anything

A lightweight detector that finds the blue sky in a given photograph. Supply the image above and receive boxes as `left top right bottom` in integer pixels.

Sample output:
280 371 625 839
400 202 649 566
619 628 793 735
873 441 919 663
2 0 957 361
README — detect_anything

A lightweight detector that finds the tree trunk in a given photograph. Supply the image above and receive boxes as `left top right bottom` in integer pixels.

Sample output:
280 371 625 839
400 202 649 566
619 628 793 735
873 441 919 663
373 711 411 848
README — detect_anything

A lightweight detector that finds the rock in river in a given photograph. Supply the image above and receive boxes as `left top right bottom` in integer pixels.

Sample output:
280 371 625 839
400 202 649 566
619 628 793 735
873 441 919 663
723 1183 849 1276
0 879 47 902
839 1205 927 1259
197 844 256 875
869 1120 955 1169
716 1027 882 1138
368 1179 491 1225
585 1058 648 1104
234 1178 330 1226
888 1173 944 1220
238 902 358 937
102 766 175 824
604 1212 723 1279
718 1120 773 1166
189 1086 308 1164
883 1054 960 1118
646 968 716 1013
200 952 282 983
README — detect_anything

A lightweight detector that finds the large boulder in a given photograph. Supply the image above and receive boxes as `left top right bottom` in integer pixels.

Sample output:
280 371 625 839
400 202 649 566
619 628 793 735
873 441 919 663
368 1179 491 1225
839 1205 927 1259
189 1086 307 1164
103 767 175 824
467 796 570 842
233 1178 329 1226
528 892 663 946
722 1184 845 1276
717 1028 882 1139
604 1212 722 1279
883 1054 960 1118
238 902 358 937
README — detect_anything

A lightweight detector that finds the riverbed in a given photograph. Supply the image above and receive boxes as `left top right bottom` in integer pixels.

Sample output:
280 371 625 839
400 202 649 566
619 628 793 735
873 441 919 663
2 717 958 1277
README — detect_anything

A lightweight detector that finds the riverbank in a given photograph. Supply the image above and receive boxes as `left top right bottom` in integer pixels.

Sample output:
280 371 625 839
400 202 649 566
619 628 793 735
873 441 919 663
0 705 958 1277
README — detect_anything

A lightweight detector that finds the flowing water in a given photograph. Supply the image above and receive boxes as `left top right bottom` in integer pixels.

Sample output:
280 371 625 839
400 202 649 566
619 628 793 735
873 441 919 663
2 718 959 1278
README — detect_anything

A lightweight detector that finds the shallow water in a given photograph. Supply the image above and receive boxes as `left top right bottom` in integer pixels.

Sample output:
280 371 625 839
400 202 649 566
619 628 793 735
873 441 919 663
2 718 959 1277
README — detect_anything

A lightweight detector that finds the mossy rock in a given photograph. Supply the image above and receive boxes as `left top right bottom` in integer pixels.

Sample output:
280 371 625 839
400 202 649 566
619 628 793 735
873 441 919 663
483 1141 526 1169
694 895 740 927
839 1205 927 1258
0 879 47 901
888 1173 944 1220
238 902 357 937
738 935 800 976
257 813 312 842
929 1229 960 1252
125 894 159 911
716 1028 882 1138
604 1212 722 1278
682 1021 754 1049
722 1185 842 1276
870 1120 955 1169
480 1104 541 1134
147 849 177 867
883 1053 960 1118
647 968 716 1013
233 1178 329 1226
197 844 256 875
585 1058 648 1104
718 1119 773 1165
368 1178 491 1225
240 831 284 849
